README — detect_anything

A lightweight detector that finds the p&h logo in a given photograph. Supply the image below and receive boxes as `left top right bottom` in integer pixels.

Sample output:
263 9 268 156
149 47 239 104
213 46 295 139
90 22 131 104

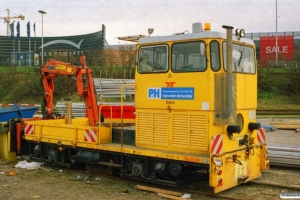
148 88 161 99
165 82 175 88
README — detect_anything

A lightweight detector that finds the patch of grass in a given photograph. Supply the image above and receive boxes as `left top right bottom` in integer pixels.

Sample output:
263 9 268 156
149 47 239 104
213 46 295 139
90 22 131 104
0 67 35 73
258 91 300 109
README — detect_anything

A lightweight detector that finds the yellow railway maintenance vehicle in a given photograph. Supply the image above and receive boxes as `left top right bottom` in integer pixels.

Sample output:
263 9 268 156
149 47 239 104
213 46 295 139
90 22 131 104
8 22 268 193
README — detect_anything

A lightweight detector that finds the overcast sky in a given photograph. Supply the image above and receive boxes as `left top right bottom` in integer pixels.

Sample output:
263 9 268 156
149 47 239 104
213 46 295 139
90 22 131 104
0 0 299 45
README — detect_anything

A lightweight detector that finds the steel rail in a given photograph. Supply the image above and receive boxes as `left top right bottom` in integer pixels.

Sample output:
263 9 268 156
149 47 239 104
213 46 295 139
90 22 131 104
250 180 300 190
257 109 300 115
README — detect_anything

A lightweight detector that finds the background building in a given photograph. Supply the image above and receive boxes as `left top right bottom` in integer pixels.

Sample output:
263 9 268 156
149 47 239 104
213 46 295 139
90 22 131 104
0 24 106 67
245 31 300 64
0 27 299 67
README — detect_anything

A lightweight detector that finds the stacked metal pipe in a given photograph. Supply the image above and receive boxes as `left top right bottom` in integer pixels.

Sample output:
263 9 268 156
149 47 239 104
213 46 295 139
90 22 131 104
268 145 300 168
56 78 135 117
93 78 135 99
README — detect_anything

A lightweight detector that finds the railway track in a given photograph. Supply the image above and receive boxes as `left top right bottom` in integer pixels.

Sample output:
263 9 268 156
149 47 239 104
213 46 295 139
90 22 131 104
257 109 300 115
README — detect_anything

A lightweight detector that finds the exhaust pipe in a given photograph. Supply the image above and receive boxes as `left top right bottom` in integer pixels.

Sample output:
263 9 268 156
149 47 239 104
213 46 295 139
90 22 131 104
222 25 234 119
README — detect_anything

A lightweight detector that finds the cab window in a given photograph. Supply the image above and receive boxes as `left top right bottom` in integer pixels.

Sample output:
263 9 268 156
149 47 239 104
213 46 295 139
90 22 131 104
138 45 168 73
171 41 207 72
223 42 255 74
210 41 220 71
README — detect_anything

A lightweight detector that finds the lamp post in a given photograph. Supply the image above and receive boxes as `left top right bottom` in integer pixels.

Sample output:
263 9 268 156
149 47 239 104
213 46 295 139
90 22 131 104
38 10 46 66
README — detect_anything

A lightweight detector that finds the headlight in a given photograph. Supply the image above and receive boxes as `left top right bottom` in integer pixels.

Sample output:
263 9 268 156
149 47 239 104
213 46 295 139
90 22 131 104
240 29 245 37
213 157 223 167
235 28 246 40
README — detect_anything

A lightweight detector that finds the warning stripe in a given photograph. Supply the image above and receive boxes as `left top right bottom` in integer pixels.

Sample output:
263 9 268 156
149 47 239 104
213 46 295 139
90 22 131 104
257 128 266 144
211 135 223 155
24 124 34 135
84 129 97 142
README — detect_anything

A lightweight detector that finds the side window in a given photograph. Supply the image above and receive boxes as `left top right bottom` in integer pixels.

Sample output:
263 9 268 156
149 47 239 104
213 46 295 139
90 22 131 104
171 41 207 72
138 45 168 73
210 41 220 71
223 42 255 74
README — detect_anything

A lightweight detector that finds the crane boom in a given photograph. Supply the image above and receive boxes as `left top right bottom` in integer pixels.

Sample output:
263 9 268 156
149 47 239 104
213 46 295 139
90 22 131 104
0 9 25 36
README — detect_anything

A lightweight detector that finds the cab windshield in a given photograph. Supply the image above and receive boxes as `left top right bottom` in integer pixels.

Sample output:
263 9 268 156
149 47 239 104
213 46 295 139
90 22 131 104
172 41 207 72
138 45 168 73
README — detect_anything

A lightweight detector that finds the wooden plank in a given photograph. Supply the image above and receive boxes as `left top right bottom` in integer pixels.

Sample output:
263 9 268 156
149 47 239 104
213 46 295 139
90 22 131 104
270 122 300 129
135 185 183 197
98 161 121 168
157 193 191 200
270 123 300 125
270 121 300 125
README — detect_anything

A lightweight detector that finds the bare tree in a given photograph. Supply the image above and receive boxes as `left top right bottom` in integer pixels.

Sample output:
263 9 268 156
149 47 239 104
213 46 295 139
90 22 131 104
119 45 136 79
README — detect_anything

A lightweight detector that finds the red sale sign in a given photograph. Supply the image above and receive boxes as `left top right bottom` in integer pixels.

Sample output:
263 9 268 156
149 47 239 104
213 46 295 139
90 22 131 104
260 36 294 63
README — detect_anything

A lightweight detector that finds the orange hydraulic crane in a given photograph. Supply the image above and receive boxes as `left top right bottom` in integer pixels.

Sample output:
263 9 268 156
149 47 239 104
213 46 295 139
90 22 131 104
0 9 25 36
40 55 99 126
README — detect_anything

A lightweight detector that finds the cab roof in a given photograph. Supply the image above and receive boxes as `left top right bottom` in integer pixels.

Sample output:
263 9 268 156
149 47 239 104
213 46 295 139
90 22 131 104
118 31 255 45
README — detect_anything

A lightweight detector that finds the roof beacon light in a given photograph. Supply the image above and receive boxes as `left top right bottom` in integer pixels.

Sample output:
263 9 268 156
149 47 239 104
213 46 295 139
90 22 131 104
204 23 211 31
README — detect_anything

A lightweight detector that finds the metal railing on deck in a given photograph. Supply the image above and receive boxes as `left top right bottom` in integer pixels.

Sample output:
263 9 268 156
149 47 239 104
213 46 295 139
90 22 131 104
56 78 135 117
93 78 135 99
56 102 134 118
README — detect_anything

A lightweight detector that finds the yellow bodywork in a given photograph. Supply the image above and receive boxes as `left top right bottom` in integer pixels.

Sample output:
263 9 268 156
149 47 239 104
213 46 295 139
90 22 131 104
24 118 208 164
0 123 16 162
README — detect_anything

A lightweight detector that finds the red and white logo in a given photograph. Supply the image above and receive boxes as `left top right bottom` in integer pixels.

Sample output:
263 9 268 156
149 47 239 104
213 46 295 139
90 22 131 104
257 128 266 144
165 82 175 88
211 135 223 155
24 124 34 135
84 129 97 142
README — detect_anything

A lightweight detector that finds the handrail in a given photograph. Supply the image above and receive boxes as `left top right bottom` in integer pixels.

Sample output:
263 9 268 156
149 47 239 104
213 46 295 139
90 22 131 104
120 84 135 150
119 83 135 176
98 104 113 143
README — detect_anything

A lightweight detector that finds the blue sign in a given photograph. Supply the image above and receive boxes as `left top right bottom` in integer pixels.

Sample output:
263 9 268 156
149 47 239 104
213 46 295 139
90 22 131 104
161 87 194 100
147 87 194 100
